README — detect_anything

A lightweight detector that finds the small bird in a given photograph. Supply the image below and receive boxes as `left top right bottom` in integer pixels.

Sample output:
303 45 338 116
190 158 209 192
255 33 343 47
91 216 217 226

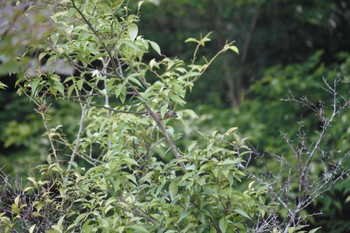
144 110 177 120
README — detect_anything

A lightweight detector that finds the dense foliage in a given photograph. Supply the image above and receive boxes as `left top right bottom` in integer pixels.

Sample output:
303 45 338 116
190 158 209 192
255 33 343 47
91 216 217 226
0 0 269 232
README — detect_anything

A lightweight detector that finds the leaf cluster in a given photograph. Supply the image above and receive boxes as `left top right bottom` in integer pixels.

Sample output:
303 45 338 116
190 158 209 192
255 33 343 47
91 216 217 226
0 1 269 233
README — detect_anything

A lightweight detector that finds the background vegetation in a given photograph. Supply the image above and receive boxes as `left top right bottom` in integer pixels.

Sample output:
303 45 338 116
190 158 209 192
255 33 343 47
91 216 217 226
1 0 349 232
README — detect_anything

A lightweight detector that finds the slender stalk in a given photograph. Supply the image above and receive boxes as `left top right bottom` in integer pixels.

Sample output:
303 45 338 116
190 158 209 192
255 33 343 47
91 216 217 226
38 108 59 164
67 104 86 171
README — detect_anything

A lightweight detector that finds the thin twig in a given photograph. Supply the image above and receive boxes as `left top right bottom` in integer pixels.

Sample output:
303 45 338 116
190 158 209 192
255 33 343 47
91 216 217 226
67 104 86 171
140 97 186 169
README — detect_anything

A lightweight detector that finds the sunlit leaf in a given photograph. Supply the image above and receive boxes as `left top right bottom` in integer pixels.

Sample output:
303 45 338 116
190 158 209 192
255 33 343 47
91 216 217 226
219 217 228 233
309 227 322 233
128 23 138 41
149 41 161 55
169 94 186 105
0 81 8 89
226 45 239 54
185 38 199 43
234 208 251 220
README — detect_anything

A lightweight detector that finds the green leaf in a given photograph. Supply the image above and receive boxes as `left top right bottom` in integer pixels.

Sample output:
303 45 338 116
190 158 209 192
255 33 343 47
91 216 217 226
74 213 87 224
126 174 137 185
345 195 350 203
160 104 168 119
115 80 128 103
178 211 191 223
122 40 143 52
169 94 186 105
67 84 75 98
138 1 144 11
217 158 244 166
149 41 161 55
82 220 94 232
188 141 197 152
309 227 322 233
29 78 40 97
219 217 228 233
51 215 65 233
128 23 138 41
123 157 139 166
169 181 178 200
234 208 251 220
0 81 8 90
128 76 142 87
127 224 149 232
210 226 217 233
14 195 20 206
39 52 47 61
54 80 65 96
180 173 192 184
289 225 307 232
149 58 160 69
185 38 199 43
77 79 83 90
226 45 239 54
29 224 36 233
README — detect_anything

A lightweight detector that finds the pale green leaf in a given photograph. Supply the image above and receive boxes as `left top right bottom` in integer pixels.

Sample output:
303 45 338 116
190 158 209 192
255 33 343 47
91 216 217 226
345 195 350 203
149 41 161 55
178 211 191 223
29 78 40 96
309 227 322 233
182 109 198 119
82 220 94 232
290 225 307 232
128 23 138 41
50 74 60 81
169 181 178 200
169 94 186 105
219 217 228 233
57 211 67 225
180 173 192 184
122 40 143 52
248 181 255 190
128 76 142 87
234 208 251 220
74 213 87 224
188 141 197 152
39 52 47 61
160 104 168 119
227 45 239 54
185 38 199 43
0 81 8 90
52 10 68 19
77 79 83 90
29 224 36 233
67 84 75 98
138 1 144 11
115 80 128 103
126 174 137 185
127 224 149 233
14 195 20 206
123 157 139 166
149 58 160 69
54 80 65 96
